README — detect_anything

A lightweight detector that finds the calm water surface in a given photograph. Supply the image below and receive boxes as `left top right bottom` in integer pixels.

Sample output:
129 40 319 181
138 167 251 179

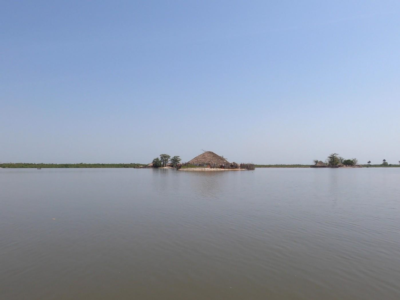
1 168 399 300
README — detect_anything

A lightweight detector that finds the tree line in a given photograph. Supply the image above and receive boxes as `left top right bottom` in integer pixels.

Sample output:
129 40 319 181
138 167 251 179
0 163 144 168
314 153 358 167
314 154 399 167
366 159 400 167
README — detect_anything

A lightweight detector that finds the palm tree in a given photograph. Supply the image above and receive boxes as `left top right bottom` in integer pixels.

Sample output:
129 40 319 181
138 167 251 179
367 161 371 167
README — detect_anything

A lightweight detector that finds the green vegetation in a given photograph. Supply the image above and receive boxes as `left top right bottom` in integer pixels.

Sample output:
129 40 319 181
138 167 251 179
327 153 341 166
2 157 397 170
170 156 181 167
0 163 144 168
363 160 400 167
313 153 358 167
151 153 180 168
159 154 171 167
343 159 356 166
152 158 162 168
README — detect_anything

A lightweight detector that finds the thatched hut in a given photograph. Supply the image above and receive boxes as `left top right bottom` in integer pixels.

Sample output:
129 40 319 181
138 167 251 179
311 161 328 168
187 151 230 168
179 151 254 171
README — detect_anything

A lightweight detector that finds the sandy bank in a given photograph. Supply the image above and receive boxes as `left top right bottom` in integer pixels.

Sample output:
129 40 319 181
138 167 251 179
178 168 247 172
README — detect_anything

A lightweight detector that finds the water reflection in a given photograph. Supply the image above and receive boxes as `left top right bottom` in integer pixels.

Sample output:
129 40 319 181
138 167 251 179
1 168 400 300
184 171 226 198
328 169 339 208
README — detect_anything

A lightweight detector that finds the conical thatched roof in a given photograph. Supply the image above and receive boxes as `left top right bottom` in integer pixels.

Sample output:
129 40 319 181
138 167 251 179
188 151 230 165
311 161 327 167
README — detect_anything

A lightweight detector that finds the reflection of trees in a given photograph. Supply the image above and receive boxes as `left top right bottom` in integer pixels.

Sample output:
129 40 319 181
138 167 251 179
186 172 226 198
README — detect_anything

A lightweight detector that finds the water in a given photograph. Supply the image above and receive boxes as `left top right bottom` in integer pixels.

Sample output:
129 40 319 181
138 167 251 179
1 168 399 300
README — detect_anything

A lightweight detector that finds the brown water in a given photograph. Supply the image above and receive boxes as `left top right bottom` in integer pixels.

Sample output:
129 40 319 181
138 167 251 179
1 168 399 300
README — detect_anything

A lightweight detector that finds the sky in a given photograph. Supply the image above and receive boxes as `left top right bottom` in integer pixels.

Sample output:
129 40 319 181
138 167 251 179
1 0 400 164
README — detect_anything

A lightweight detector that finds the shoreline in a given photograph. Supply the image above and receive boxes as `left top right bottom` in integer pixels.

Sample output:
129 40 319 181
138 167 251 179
179 168 247 172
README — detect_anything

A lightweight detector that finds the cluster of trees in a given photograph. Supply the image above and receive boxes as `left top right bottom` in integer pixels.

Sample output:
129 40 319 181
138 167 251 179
314 153 358 167
315 155 400 167
152 154 181 168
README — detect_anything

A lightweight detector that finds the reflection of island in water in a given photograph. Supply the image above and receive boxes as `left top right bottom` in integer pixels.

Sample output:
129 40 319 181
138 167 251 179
150 167 226 198
185 171 228 198
151 164 243 198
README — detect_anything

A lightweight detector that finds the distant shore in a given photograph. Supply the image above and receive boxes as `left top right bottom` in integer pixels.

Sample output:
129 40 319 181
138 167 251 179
0 163 399 169
0 163 144 169
257 165 400 168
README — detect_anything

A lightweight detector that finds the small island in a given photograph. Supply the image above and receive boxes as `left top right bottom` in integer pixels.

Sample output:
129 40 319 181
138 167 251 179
311 153 362 168
148 151 255 171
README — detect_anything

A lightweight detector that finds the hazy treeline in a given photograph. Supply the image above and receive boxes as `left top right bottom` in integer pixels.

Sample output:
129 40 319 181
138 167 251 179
256 164 400 168
1 163 398 169
0 163 144 168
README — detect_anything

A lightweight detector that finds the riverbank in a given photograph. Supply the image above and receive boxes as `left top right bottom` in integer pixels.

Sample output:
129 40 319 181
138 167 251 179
179 168 247 172
1 164 398 169
0 163 144 168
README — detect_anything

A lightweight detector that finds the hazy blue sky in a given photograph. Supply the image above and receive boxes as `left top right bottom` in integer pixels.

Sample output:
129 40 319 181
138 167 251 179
1 1 399 164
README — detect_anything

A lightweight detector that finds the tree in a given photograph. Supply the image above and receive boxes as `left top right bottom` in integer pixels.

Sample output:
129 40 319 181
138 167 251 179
343 159 355 166
313 159 319 165
152 157 162 168
382 159 388 166
327 153 340 166
339 157 345 163
159 154 171 167
352 158 358 165
170 156 181 167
